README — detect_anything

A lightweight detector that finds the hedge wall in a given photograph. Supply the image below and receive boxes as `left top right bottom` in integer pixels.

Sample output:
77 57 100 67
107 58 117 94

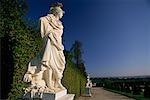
7 25 42 99
62 57 86 98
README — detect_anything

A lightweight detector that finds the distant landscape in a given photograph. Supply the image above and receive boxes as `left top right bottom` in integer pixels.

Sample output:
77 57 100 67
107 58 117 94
91 75 150 100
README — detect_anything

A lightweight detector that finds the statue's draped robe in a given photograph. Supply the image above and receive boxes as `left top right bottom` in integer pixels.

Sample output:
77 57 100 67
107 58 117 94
27 14 66 90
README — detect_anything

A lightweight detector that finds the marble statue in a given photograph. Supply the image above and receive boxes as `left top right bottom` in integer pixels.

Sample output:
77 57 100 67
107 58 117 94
86 75 92 88
23 2 66 98
85 74 92 97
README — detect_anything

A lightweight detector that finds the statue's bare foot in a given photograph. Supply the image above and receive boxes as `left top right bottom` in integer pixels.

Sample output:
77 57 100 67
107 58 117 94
58 83 66 90
53 86 66 92
60 86 66 90
54 88 61 92
45 88 55 93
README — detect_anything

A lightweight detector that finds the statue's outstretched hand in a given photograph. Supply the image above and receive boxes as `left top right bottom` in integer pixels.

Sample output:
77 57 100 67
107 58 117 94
23 73 32 82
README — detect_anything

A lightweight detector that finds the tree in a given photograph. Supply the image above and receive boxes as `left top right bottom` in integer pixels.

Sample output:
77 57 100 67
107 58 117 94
70 41 83 67
70 40 86 75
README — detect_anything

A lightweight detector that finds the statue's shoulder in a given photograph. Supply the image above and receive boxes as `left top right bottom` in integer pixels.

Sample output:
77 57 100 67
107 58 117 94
39 14 54 22
40 16 47 21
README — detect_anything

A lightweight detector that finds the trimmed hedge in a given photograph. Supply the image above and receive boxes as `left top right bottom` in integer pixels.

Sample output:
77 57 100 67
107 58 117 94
62 58 86 98
8 25 42 100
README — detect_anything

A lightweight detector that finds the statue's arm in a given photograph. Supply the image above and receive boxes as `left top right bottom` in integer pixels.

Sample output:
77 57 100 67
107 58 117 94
48 32 64 51
40 17 45 38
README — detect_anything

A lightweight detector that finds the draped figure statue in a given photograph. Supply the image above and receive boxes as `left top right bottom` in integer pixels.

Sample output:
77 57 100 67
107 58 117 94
23 2 66 97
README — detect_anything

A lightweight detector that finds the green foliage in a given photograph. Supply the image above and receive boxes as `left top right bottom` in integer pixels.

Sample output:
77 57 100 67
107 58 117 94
8 24 42 99
62 51 86 98
0 0 28 38
0 0 35 99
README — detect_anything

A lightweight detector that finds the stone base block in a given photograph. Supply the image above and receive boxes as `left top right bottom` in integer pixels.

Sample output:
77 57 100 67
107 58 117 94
85 87 92 97
23 89 74 100
57 94 75 100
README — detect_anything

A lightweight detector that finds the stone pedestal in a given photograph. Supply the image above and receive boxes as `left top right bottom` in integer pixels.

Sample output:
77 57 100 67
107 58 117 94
85 87 92 97
23 89 75 100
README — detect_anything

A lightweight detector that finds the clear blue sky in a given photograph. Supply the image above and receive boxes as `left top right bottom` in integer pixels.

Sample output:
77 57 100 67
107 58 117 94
26 0 150 77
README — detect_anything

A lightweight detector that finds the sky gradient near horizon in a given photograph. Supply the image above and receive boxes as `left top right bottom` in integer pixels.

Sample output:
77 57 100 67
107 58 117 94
26 0 150 77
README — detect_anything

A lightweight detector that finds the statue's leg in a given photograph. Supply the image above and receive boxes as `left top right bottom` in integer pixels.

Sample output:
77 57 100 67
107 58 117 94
44 68 55 92
54 74 65 90
56 80 65 92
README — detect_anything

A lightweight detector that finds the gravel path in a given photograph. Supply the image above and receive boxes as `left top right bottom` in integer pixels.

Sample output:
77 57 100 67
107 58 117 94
77 87 135 100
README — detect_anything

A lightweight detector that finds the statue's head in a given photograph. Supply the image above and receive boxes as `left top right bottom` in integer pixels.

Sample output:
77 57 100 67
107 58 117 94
49 2 65 19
